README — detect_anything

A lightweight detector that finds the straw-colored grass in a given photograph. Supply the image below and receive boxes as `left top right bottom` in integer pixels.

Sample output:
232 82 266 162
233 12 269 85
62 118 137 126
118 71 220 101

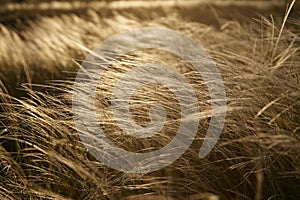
0 1 299 200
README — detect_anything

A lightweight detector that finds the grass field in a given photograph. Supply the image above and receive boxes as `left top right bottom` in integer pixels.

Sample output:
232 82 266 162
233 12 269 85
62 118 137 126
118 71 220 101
0 0 299 199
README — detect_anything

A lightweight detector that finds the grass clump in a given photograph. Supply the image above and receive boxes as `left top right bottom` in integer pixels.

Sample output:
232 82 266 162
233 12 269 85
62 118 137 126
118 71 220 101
0 1 299 200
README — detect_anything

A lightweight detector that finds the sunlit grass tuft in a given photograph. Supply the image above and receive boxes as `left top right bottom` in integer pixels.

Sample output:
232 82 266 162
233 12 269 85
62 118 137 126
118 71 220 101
0 1 299 200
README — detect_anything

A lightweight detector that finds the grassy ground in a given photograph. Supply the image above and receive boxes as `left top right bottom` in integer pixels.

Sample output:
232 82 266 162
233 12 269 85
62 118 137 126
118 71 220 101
0 0 299 199
1 0 298 97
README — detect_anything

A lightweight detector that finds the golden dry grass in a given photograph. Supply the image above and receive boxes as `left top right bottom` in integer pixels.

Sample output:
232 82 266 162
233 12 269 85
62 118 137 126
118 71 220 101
0 1 299 200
